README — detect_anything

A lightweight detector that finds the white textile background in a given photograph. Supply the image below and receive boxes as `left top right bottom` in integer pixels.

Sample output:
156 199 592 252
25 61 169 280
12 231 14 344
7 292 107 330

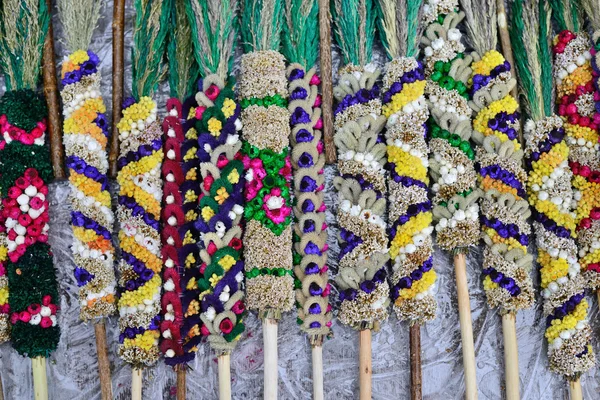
0 2 599 399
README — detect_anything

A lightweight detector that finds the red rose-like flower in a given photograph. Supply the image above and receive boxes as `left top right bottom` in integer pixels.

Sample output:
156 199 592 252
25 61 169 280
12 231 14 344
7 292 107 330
29 197 44 210
10 313 18 324
40 317 53 328
31 177 44 189
30 127 43 139
18 214 32 227
203 175 214 191
48 304 58 315
7 187 22 199
27 224 42 237
207 242 217 256
19 311 31 323
15 177 28 190
199 263 207 274
27 304 41 315
1 304 10 314
228 237 242 251
205 85 220 101
24 168 38 181
231 300 245 315
200 324 210 336
219 318 233 334
42 295 52 306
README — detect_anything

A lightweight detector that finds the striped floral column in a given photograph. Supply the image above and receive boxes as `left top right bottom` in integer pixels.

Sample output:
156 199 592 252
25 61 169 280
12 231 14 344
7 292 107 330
0 232 7 342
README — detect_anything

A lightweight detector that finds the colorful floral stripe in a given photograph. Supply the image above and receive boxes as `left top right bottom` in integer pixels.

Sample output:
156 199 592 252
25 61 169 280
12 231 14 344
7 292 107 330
239 50 294 319
287 64 332 343
0 231 10 342
546 31 596 378
383 58 437 324
0 90 60 357
422 0 481 252
194 77 247 352
116 96 163 368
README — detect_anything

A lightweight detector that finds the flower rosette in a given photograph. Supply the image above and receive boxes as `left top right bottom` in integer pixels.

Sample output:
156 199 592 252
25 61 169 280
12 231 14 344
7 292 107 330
421 0 481 251
193 76 246 353
287 64 333 342
467 49 535 312
238 50 294 319
0 232 10 342
0 90 60 357
60 49 117 321
524 116 594 377
334 113 389 330
382 57 437 324
116 96 164 367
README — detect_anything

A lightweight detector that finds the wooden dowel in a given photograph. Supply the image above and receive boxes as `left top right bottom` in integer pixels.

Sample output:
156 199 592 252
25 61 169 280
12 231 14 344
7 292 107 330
176 368 186 400
94 322 113 400
501 313 520 400
312 344 324 400
32 357 48 400
262 318 278 400
109 0 126 178
358 329 372 400
569 379 582 400
132 368 142 400
453 252 478 400
0 374 4 400
42 0 65 179
218 354 232 400
318 0 336 164
409 324 422 400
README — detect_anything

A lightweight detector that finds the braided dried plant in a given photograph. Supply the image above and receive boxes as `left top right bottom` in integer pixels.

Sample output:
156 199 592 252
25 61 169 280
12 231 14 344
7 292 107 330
512 0 594 380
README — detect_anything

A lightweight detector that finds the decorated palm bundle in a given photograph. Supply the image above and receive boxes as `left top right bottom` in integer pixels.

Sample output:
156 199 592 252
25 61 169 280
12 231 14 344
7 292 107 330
420 1 479 396
115 0 168 377
239 0 292 396
58 0 117 323
332 0 389 334
281 0 332 346
187 0 246 364
0 0 59 357
510 0 594 385
159 0 201 371
580 0 600 292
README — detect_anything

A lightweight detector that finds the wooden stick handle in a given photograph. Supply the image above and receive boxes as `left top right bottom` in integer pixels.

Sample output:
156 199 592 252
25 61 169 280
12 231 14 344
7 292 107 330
312 345 324 400
262 318 278 400
32 357 48 400
496 0 519 102
501 313 520 400
42 0 65 180
453 253 478 400
176 368 186 400
218 354 231 400
94 322 114 400
109 0 126 178
359 329 372 400
569 379 582 400
318 0 336 164
409 324 422 400
132 368 142 400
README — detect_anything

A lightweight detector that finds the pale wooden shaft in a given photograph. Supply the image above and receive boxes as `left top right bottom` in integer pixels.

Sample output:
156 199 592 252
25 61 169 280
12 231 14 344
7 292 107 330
569 379 582 400
312 345 324 400
32 357 48 400
359 329 372 400
263 319 278 400
502 313 520 400
218 354 232 400
131 368 142 400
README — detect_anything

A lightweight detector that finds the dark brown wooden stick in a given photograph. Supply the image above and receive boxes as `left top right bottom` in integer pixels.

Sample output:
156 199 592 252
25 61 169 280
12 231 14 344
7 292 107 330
176 368 186 400
42 0 65 180
94 322 113 400
409 324 422 400
318 0 336 164
109 0 126 178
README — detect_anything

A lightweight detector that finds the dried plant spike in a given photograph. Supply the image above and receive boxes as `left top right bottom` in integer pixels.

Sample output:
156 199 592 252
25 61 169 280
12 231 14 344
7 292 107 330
57 0 102 53
167 0 198 99
331 0 377 67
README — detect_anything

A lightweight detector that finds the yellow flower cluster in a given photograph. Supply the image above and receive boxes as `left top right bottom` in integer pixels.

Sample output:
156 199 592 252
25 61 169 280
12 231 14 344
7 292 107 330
382 81 426 118
70 172 112 206
572 175 600 224
215 187 229 204
0 244 6 262
222 98 236 118
480 176 520 199
209 273 221 287
557 65 593 97
184 253 196 269
482 275 499 292
388 146 428 183
484 228 526 253
395 270 436 302
118 151 163 217
61 49 90 77
123 329 160 351
201 206 215 221
564 123 598 143
545 300 588 341
64 100 107 146
389 213 432 259
184 147 198 162
580 248 600 271
0 287 8 306
119 275 161 308
218 255 236 271
538 250 569 288
116 97 155 132
119 234 162 273
228 168 240 184
473 96 520 149
470 50 505 77
208 117 222 136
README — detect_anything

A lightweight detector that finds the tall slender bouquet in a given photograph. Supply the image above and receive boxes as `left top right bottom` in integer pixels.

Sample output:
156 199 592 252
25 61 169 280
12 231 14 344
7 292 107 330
331 1 389 398
282 1 332 398
420 1 480 396
510 2 594 398
376 1 435 397
115 0 168 397
0 0 58 397
187 1 246 398
239 0 293 397
57 0 117 397
0 232 7 343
